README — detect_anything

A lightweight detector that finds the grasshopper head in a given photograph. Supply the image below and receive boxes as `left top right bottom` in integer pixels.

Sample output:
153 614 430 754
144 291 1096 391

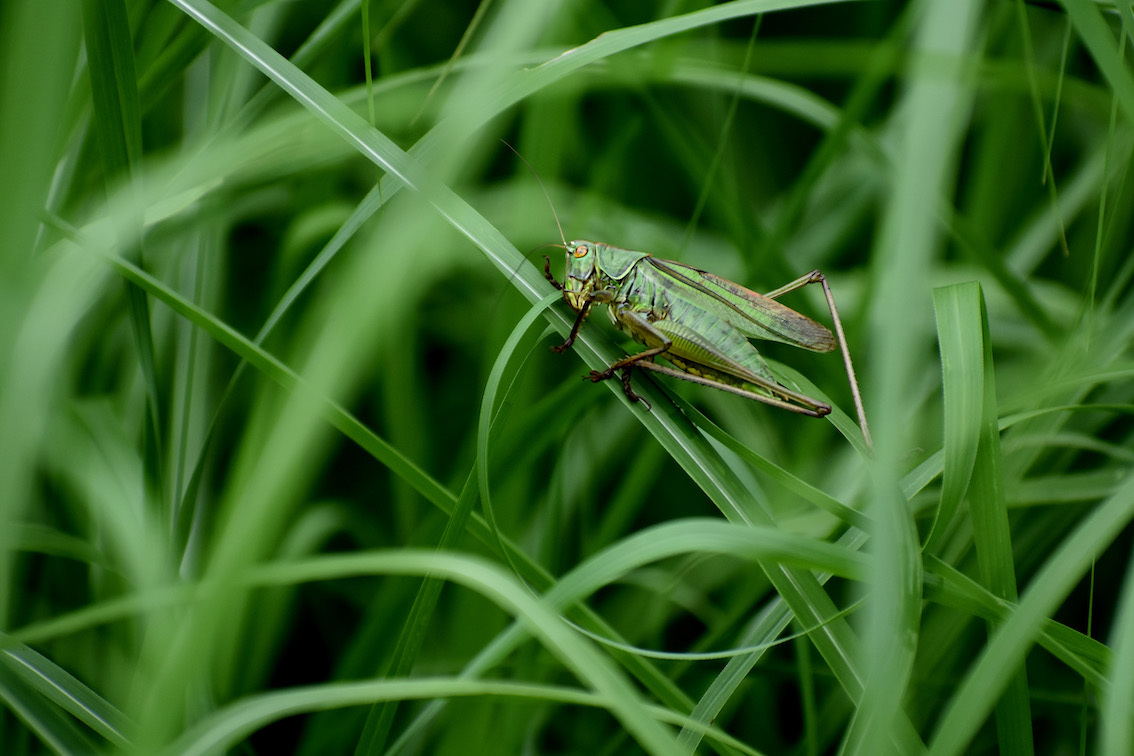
562 240 600 312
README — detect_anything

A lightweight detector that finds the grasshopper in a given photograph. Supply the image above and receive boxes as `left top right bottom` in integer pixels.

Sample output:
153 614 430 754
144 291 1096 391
543 240 872 446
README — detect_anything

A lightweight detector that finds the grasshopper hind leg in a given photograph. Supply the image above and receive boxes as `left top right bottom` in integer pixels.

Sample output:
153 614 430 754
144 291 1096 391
586 361 655 411
618 366 651 410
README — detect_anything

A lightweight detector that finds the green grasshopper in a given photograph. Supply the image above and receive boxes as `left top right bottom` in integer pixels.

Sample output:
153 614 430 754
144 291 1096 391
543 240 872 446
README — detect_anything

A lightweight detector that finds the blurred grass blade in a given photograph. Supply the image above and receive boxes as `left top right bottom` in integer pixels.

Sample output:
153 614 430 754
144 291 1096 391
1101 545 1134 754
355 292 559 756
173 181 390 551
80 0 142 171
81 0 166 506
352 475 482 756
0 0 83 633
1060 0 1134 125
83 240 457 511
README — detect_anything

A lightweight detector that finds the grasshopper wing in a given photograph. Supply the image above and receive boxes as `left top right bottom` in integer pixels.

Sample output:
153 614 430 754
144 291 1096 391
647 258 836 352
647 312 780 392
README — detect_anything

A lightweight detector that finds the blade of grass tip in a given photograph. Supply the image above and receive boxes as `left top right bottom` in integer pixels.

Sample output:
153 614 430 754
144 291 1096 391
963 283 1034 755
1087 23 1126 324
1044 20 1072 179
929 284 984 552
360 0 374 126
679 15 761 253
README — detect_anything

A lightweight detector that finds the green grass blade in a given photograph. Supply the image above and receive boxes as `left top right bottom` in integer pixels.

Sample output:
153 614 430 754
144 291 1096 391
931 284 985 549
1061 0 1134 125
81 0 166 510
1100 548 1134 755
1 639 132 748
928 473 1134 756
963 283 1035 754
0 664 102 755
79 240 457 511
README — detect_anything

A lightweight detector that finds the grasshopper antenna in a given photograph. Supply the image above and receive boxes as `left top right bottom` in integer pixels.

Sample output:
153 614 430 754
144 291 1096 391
501 139 567 247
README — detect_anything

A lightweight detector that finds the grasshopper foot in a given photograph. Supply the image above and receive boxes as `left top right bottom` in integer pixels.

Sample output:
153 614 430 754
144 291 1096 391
619 367 650 410
551 335 577 353
588 367 651 410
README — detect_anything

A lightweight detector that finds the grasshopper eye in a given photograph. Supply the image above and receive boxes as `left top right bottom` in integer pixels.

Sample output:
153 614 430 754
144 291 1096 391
573 244 590 258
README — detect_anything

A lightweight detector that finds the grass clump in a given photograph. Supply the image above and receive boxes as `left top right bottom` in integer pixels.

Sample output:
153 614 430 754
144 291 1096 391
1 1 1133 753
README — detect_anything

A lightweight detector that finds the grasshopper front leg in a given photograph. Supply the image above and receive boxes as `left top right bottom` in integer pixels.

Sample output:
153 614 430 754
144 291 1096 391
543 255 563 291
544 255 590 353
551 301 594 355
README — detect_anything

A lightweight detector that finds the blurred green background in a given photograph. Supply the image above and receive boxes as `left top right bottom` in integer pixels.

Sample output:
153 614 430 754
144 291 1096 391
2 0 1133 753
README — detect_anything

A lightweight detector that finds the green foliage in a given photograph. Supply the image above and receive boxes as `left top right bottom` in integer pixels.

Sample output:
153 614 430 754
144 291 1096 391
2 0 1133 753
